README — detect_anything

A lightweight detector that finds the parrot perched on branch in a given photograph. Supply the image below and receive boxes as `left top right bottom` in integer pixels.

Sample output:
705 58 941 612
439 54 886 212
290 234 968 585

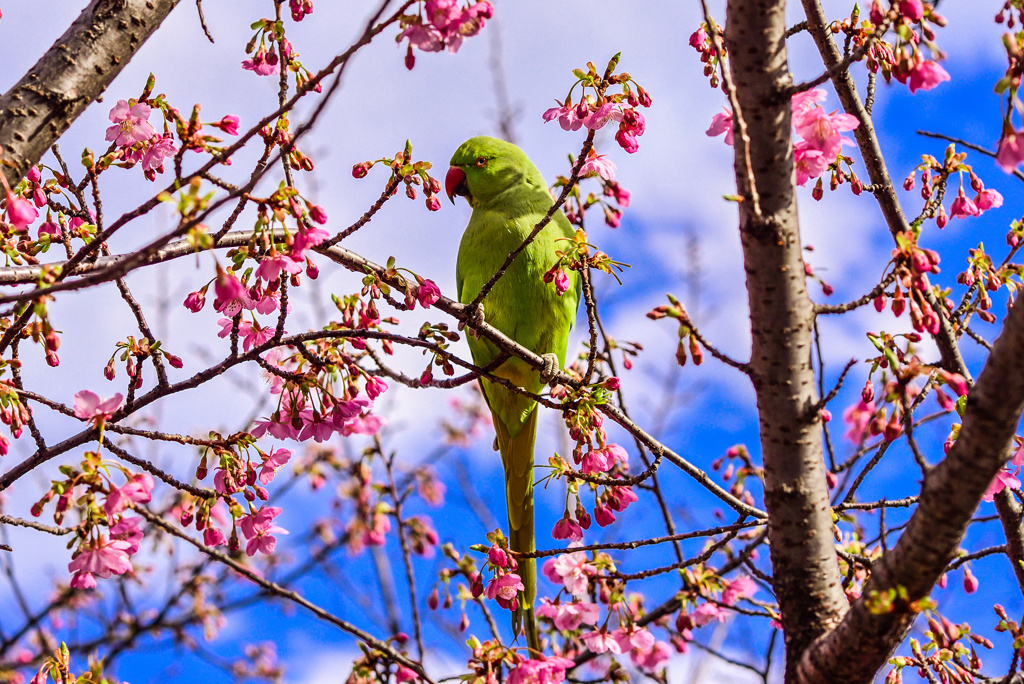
446 136 581 650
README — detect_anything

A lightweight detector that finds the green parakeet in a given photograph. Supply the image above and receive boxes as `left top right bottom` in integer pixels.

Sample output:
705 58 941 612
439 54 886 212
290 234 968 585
446 136 581 651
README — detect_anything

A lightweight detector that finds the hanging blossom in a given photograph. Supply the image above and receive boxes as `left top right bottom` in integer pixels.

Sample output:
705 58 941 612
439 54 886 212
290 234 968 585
238 505 288 556
542 548 595 596
983 444 1024 501
68 536 135 589
506 655 575 684
399 0 494 68
73 390 124 426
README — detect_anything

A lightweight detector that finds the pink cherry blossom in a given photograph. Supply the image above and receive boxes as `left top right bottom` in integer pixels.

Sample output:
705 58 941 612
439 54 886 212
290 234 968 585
218 115 240 135
485 572 524 610
706 108 734 146
291 226 330 260
204 526 228 547
141 134 177 172
722 574 758 605
791 88 827 119
488 545 508 568
238 506 288 556
104 473 154 516
582 629 622 654
242 46 280 76
997 130 1024 172
689 26 707 49
5 191 38 230
975 188 1003 212
691 601 728 627
184 289 206 312
844 399 876 443
258 447 292 485
580 153 617 181
542 103 583 132
631 641 671 673
73 390 124 423
615 129 639 154
552 516 583 542
905 59 950 94
613 626 656 653
794 142 829 187
604 180 631 207
606 485 637 512
506 656 575 684
68 537 134 586
542 549 594 596
365 376 388 400
580 448 615 474
256 253 304 282
950 188 980 219
594 502 616 527
536 599 600 631
110 516 143 555
793 108 859 157
582 102 622 131
105 100 156 146
417 280 441 308
982 469 1021 502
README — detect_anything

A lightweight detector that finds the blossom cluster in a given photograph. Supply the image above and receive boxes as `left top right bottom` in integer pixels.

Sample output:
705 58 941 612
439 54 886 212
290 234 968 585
398 0 494 69
903 144 1003 229
542 54 652 155
353 140 445 212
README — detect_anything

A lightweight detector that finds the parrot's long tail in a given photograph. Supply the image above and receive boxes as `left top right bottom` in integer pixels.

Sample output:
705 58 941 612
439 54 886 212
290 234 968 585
494 407 540 654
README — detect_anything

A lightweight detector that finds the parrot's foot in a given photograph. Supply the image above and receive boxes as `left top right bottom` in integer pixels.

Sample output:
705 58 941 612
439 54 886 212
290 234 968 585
459 303 486 339
539 353 560 385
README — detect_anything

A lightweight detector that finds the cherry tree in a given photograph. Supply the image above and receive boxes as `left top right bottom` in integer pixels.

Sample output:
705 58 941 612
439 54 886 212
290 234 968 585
0 1 1022 683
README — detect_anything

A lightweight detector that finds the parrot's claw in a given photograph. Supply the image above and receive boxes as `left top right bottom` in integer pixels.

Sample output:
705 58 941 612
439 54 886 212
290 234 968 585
492 436 499 452
539 353 560 385
459 304 486 339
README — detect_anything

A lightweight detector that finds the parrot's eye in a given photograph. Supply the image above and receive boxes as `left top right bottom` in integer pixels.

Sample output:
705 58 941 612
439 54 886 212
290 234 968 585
475 156 488 167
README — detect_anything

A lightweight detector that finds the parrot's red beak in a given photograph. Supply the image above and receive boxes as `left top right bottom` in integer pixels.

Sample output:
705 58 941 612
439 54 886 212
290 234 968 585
445 166 468 204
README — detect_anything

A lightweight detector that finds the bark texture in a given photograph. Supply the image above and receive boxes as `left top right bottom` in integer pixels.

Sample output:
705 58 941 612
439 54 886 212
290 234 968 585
725 0 848 676
798 297 1024 682
0 0 182 187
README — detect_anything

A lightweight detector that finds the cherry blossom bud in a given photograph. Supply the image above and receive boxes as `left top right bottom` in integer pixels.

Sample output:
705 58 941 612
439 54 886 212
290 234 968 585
459 613 470 632
163 353 183 369
428 588 439 610
812 178 824 201
892 288 906 317
903 172 915 191
488 545 507 568
306 260 319 279
308 205 328 224
963 567 979 593
883 411 902 442
352 162 371 179
820 408 832 422
874 293 887 312
936 205 948 229
603 377 621 391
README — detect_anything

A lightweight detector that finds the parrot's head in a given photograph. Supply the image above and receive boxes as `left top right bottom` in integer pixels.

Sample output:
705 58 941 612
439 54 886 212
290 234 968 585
446 136 542 206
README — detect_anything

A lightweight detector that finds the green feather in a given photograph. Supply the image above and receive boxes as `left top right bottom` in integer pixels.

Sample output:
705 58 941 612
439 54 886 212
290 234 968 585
452 136 580 652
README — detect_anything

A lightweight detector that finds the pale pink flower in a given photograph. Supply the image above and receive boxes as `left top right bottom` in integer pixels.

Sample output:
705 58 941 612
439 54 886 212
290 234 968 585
217 115 240 136
582 102 622 131
582 629 622 654
73 390 123 423
542 103 582 132
997 130 1024 172
794 142 829 186
950 188 980 219
38 221 60 238
843 399 876 443
141 135 177 172
905 59 950 94
242 46 280 76
580 448 615 474
691 601 728 626
109 516 143 554
580 153 616 181
613 626 656 653
365 376 388 400
104 473 154 516
632 641 671 673
485 572 524 608
983 469 1021 502
290 226 330 260
256 253 303 282
722 575 758 605
506 656 574 684
68 537 134 586
976 188 1003 212
542 550 594 596
105 100 156 146
794 108 859 157
791 89 827 119
204 526 228 547
706 108 734 145
537 599 600 631
259 447 292 484
238 506 288 556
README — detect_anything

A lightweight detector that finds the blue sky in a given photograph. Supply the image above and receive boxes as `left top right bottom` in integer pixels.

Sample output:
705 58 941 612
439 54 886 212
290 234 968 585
0 1 1022 682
